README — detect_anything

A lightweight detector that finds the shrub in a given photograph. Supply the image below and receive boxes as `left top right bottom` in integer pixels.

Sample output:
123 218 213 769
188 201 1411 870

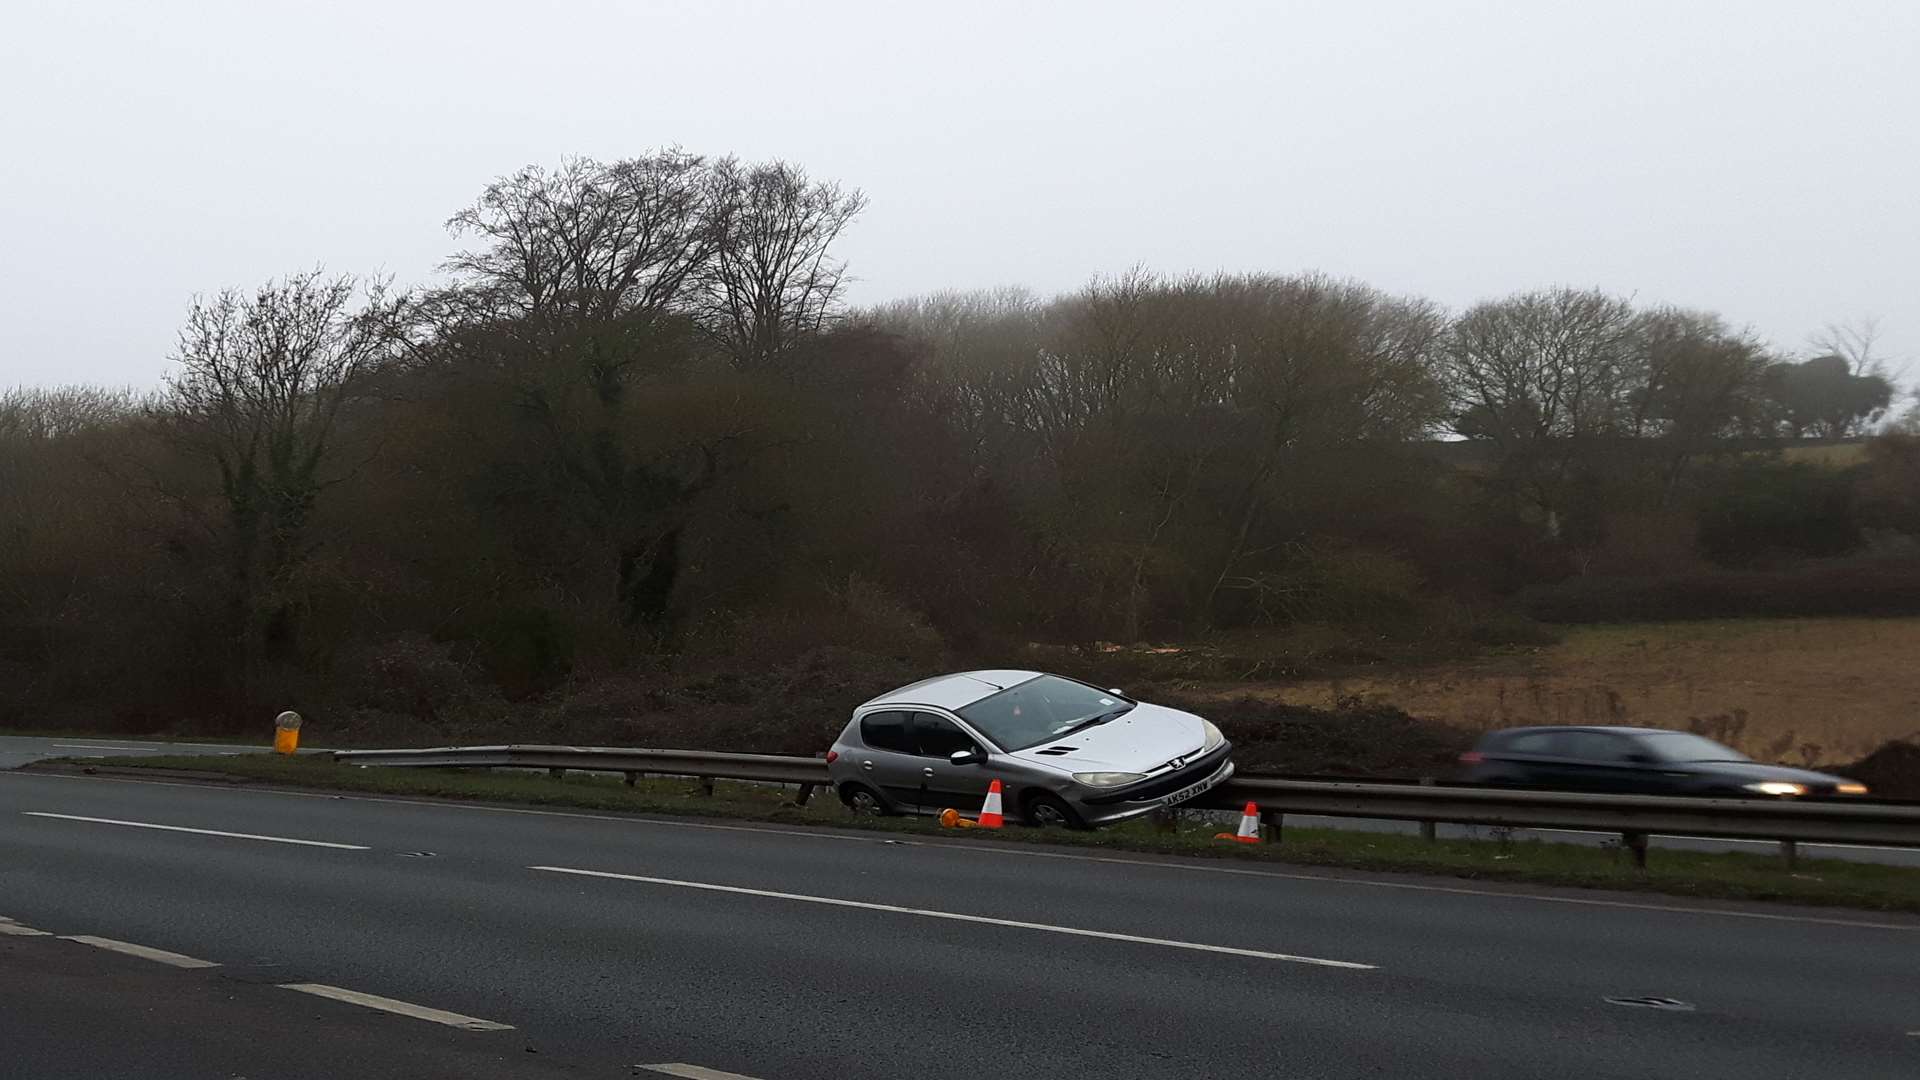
1696 460 1861 566
1517 556 1920 622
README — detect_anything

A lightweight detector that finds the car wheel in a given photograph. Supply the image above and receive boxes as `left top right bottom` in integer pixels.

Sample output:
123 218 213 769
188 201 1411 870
1023 792 1085 830
839 783 892 816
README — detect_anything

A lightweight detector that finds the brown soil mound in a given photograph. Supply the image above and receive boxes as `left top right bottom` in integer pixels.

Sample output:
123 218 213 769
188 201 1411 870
1842 740 1920 800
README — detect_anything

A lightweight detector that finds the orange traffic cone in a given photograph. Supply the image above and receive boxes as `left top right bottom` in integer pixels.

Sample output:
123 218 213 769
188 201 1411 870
939 807 980 829
978 779 1005 829
1214 802 1262 844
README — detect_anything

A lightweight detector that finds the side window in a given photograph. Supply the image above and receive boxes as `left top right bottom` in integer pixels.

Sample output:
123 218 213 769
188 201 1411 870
1504 732 1557 755
1555 732 1632 762
912 713 978 758
859 711 915 754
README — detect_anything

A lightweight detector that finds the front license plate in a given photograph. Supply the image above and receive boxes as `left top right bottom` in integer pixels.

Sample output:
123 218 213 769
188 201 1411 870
1160 766 1226 807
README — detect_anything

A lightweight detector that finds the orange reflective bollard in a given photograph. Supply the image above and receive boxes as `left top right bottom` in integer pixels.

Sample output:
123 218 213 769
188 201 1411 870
274 710 301 755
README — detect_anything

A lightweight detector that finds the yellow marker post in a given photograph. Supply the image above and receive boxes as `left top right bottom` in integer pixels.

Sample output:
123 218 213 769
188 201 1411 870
273 710 301 755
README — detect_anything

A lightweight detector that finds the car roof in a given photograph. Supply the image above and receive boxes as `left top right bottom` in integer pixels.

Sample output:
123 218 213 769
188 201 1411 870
860 670 1043 712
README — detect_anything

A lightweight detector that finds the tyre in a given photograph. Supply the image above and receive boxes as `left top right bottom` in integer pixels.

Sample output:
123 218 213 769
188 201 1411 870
839 782 892 816
1022 791 1086 830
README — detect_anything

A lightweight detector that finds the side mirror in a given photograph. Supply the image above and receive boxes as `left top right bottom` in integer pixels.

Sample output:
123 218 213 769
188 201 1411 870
949 748 986 766
1107 688 1125 696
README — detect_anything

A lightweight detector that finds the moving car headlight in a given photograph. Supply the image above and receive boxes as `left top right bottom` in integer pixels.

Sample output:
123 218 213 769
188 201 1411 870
1743 781 1808 796
1200 719 1225 753
1073 771 1148 787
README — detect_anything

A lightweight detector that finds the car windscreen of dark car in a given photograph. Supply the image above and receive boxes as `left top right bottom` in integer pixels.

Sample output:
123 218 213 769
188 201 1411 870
1635 731 1751 763
958 675 1132 752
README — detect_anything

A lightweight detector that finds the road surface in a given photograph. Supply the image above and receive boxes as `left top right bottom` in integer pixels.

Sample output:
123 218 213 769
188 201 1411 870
1 768 1914 1079
0 734 276 771
5 734 1916 869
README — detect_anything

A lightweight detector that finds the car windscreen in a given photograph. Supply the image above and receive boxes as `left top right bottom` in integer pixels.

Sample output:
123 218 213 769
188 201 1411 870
1636 731 1751 763
957 675 1133 752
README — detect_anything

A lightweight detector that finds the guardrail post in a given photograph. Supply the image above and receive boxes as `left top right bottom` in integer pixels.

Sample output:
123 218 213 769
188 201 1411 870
1780 839 1798 871
1261 810 1283 844
794 783 815 807
1418 777 1437 842
1152 809 1178 833
623 771 638 787
1622 831 1648 870
698 776 715 797
547 768 566 781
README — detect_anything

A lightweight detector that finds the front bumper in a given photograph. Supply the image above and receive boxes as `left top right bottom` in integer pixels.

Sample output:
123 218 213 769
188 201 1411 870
1069 747 1236 826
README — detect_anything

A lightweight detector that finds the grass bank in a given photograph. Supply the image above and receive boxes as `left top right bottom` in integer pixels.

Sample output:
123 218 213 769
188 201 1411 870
46 753 1920 916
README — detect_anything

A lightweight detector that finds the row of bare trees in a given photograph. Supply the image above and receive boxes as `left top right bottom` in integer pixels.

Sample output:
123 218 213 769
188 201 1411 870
0 150 1912 735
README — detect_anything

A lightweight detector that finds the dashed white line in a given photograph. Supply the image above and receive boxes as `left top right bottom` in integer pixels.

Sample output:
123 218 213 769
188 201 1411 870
277 983 514 1030
640 1064 766 1080
21 812 369 850
62 935 219 968
0 917 51 937
532 865 1375 969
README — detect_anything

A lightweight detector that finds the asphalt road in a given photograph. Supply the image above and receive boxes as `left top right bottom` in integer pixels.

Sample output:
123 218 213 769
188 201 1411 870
0 734 278 771
2 770 1916 1079
9 733 1918 872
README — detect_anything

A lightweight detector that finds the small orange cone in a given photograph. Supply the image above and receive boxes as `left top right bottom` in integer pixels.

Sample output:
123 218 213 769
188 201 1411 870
1214 802 1262 844
978 779 1005 829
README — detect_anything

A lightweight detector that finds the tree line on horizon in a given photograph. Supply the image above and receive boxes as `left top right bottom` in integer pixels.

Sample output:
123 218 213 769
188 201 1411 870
2 149 1916 734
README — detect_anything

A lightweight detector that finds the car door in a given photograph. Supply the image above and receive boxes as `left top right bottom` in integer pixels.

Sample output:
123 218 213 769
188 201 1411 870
1541 731 1639 792
854 710 929 809
911 711 993 812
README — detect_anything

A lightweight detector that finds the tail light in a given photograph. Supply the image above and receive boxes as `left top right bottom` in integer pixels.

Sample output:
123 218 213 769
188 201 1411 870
825 750 839 764
1458 751 1484 765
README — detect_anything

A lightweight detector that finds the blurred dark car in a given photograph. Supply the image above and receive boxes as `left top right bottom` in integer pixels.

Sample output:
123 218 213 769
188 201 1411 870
1457 725 1870 797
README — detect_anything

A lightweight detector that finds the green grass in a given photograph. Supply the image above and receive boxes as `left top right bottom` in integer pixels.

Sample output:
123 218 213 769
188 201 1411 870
45 753 1920 915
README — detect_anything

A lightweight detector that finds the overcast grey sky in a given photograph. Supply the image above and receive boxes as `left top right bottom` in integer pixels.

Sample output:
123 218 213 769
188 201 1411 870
3 0 1915 390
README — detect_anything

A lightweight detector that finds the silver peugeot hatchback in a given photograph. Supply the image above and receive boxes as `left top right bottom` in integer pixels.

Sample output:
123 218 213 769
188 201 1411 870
825 670 1234 828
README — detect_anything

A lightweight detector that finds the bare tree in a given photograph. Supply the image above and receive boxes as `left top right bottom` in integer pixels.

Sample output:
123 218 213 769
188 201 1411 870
443 152 715 326
160 270 392 699
702 158 867 369
1440 287 1642 527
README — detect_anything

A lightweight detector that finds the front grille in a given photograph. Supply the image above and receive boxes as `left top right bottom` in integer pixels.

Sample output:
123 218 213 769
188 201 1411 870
1081 743 1232 804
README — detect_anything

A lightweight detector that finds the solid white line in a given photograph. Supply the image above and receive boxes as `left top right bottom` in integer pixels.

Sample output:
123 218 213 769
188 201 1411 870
14 770 1917 933
21 812 369 850
277 983 513 1030
640 1065 766 1080
63 935 219 968
0 922 51 936
532 865 1374 969
49 743 142 752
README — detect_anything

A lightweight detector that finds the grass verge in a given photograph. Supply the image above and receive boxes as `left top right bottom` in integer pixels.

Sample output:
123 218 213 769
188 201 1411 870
43 753 1920 916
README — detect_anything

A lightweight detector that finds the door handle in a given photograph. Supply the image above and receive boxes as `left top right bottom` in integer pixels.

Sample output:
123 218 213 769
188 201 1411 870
861 760 874 771
922 767 935 778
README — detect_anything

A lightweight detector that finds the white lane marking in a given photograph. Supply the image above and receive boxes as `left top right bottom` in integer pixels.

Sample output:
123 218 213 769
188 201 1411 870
21 812 369 850
640 1065 766 1080
63 935 219 968
16 771 1918 933
49 743 143 752
276 983 513 1030
532 865 1374 969
0 922 52 936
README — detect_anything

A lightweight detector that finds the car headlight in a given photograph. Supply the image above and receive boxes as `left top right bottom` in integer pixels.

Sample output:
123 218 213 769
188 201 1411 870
1073 771 1148 787
1200 719 1225 753
1834 782 1869 795
1743 781 1808 796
